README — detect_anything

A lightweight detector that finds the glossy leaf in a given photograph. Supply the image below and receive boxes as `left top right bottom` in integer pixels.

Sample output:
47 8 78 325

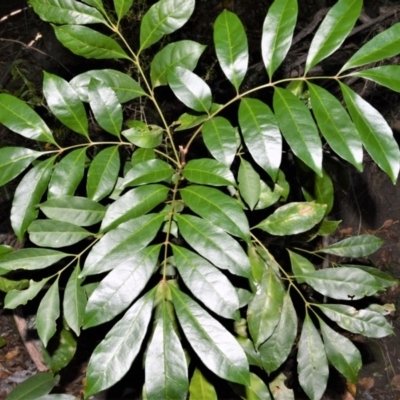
176 214 251 278
302 267 383 300
84 245 160 328
259 293 297 374
85 291 154 397
172 245 240 320
313 168 334 215
256 202 326 236
167 67 212 112
247 268 285 348
70 69 146 103
340 82 400 183
0 147 42 187
122 120 163 149
88 79 122 137
48 148 86 198
28 220 91 248
255 180 283 210
63 265 86 336
5 372 58 400
297 314 328 400
202 117 237 167
36 395 77 400
170 286 250 385
0 94 55 144
180 185 250 241
150 40 206 87
189 369 217 400
308 82 362 170
82 214 164 277
238 158 260 210
316 303 394 338
0 248 68 272
340 23 400 72
245 372 272 400
239 98 281 180
37 278 60 347
11 157 56 241
139 0 195 51
317 219 341 236
114 0 132 20
131 148 156 165
100 184 169 231
305 0 362 73
350 66 400 93
81 0 104 9
145 301 188 400
4 278 50 309
43 72 88 137
123 159 173 187
236 337 261 368
319 319 362 384
182 159 236 187
345 264 397 288
273 87 322 175
53 25 131 60
87 146 120 201
29 0 105 24
40 196 106 226
317 234 383 257
214 10 248 91
262 0 298 79
288 250 315 283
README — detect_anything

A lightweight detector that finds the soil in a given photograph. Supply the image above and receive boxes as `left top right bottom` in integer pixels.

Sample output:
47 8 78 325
1 1 400 399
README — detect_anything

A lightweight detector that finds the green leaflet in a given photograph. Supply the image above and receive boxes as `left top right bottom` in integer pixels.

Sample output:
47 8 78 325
85 291 155 398
172 245 240 320
0 147 43 187
4 278 50 309
262 0 298 79
189 369 217 400
11 157 56 241
139 0 195 51
305 0 362 73
297 314 328 400
145 300 188 400
350 66 400 93
170 285 250 386
214 10 248 91
288 250 315 283
314 168 334 215
150 40 206 87
48 148 86 198
43 72 88 137
238 158 260 210
123 159 173 187
53 25 131 60
114 0 133 21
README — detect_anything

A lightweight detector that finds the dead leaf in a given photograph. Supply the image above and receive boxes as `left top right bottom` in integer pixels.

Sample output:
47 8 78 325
5 348 20 361
339 227 353 236
358 376 375 390
346 381 357 397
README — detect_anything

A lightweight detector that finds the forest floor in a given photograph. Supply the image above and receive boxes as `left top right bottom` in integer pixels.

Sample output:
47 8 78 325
1 1 400 399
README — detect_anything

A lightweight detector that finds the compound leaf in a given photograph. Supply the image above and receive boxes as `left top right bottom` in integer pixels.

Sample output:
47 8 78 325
180 185 249 241
306 0 362 73
239 98 281 180
0 94 55 144
87 146 120 202
182 159 236 187
273 87 322 175
259 293 297 374
262 0 298 79
43 72 88 137
48 148 86 198
297 314 328 400
317 234 383 257
308 82 362 170
53 25 131 60
85 291 154 398
256 202 326 236
176 214 251 278
170 285 250 385
202 117 237 167
340 22 400 72
140 0 195 51
150 40 206 87
341 82 400 183
40 196 106 226
167 67 212 113
172 245 240 320
214 10 248 91
11 157 56 241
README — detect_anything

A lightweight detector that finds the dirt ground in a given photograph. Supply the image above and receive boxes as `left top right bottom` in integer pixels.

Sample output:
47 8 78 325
1 1 400 399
